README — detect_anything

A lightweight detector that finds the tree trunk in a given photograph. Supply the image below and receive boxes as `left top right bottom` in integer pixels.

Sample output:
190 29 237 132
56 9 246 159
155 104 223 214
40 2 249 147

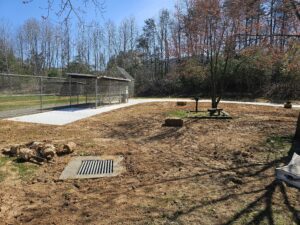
270 0 275 45
211 96 221 109
295 113 300 141
210 72 221 109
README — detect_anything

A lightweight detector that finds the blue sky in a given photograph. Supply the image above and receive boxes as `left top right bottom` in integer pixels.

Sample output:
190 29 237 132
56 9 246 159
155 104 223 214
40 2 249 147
0 0 175 28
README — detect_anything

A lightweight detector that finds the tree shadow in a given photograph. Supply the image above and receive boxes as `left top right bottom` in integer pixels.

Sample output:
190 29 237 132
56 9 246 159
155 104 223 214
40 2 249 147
279 182 300 224
221 179 300 225
145 127 183 142
162 142 300 225
228 142 299 225
144 118 198 142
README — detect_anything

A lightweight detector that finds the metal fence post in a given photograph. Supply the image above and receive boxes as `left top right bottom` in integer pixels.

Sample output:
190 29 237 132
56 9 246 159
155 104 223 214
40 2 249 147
109 79 111 104
95 78 98 108
76 81 79 104
85 81 88 105
40 76 43 111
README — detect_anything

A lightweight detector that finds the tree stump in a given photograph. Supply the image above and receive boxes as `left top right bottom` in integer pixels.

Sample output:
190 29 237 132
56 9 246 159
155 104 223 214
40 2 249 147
164 118 183 127
177 102 187 106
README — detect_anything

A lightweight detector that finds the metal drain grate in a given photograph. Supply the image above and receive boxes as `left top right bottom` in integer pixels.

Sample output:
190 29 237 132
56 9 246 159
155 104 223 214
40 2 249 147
59 156 123 180
77 160 114 175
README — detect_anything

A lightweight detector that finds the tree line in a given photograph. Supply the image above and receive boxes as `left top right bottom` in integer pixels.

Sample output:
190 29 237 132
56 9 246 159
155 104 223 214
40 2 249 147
0 16 138 75
0 0 299 102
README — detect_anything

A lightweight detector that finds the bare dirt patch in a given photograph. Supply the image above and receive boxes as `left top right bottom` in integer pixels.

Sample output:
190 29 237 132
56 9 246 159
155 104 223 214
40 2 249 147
0 102 299 225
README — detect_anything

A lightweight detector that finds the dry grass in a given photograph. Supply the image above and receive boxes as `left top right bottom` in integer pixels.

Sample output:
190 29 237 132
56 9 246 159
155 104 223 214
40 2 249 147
0 102 299 225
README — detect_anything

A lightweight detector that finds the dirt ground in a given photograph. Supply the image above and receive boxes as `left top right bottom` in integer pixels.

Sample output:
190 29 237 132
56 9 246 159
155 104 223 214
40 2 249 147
0 102 299 225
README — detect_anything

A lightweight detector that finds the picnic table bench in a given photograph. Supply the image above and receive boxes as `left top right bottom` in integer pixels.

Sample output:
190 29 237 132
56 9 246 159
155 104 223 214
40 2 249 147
208 108 223 116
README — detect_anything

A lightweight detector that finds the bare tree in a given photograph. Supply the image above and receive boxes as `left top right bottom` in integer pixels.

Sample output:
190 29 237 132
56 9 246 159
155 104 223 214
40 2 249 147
0 20 13 72
129 17 138 52
91 21 105 71
22 0 105 23
22 19 42 75
158 9 171 76
105 20 119 61
60 19 72 69
118 18 131 53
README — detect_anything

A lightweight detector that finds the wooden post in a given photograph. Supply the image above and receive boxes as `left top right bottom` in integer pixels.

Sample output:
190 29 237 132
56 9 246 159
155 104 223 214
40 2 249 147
40 76 43 111
295 113 300 141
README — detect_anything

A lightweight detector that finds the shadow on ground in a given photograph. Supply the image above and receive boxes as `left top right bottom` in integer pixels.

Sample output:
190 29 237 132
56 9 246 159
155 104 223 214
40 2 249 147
162 141 300 225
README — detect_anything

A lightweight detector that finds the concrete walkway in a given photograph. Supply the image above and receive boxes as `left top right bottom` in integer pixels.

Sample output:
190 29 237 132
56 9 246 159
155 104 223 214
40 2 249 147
6 98 300 126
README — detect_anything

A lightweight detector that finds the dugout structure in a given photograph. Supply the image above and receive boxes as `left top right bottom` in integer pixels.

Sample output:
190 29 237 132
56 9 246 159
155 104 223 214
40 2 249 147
0 70 131 118
67 73 131 108
105 66 135 97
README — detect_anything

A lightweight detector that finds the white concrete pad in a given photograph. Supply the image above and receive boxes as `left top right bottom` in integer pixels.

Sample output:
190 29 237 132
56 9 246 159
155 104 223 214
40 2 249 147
6 99 191 125
6 98 300 126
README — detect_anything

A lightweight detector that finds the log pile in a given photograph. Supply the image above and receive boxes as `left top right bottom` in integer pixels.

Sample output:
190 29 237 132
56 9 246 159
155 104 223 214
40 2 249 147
1 141 76 164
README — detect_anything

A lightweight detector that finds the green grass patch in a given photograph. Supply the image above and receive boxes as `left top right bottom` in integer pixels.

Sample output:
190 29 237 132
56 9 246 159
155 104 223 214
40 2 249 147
0 156 11 167
167 110 189 119
188 111 209 117
266 135 293 150
263 135 294 163
0 171 6 182
0 156 38 181
0 157 11 182
12 161 38 180
167 110 220 119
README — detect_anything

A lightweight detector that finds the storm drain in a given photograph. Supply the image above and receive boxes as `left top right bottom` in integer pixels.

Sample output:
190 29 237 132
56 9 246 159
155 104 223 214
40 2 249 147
59 156 124 180
77 160 114 175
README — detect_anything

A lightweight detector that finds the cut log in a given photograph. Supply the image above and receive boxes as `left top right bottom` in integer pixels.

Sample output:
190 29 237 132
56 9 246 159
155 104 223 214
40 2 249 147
57 142 76 155
64 142 76 153
26 141 44 150
10 144 24 156
1 148 11 155
164 118 184 127
39 144 56 160
19 148 35 161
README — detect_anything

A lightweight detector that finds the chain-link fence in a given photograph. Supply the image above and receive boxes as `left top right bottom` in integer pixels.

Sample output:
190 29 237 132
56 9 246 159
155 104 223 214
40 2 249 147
97 78 129 106
68 74 130 107
0 73 130 119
